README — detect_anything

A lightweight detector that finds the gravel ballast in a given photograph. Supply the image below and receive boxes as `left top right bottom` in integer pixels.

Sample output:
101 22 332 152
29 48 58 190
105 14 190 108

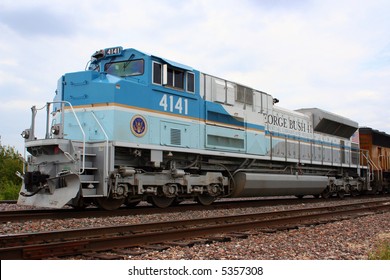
1 198 389 260
126 212 390 260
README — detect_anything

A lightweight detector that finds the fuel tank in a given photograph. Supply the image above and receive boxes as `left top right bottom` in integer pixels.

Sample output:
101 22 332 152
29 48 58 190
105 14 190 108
231 172 328 197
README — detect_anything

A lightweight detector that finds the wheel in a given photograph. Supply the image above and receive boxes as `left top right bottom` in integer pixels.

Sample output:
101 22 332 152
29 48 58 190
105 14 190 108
337 190 345 199
171 198 183 206
321 186 332 199
150 196 175 208
295 195 304 199
196 194 216 206
95 197 125 210
125 199 141 208
350 189 359 197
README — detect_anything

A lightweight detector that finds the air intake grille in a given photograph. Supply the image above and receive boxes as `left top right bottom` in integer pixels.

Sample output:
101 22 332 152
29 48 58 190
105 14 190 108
170 128 181 146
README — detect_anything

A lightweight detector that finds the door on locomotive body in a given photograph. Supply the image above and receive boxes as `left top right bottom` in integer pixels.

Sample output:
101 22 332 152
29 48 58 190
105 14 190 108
243 89 267 156
340 139 348 165
291 113 313 163
312 133 324 164
285 113 298 161
299 127 312 163
267 109 287 160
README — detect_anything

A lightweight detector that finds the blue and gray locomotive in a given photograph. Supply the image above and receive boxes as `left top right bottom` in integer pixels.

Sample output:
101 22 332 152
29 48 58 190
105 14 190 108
18 46 376 210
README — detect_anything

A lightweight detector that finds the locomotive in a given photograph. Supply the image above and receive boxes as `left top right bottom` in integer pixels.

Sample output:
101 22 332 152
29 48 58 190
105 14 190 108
359 127 390 192
17 46 388 210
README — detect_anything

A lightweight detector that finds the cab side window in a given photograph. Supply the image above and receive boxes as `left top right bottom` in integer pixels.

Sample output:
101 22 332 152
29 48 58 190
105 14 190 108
153 61 194 93
153 62 162 84
187 72 195 93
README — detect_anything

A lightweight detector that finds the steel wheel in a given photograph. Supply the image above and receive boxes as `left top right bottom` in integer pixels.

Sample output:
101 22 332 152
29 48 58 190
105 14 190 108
321 186 332 199
125 199 141 208
337 190 345 199
196 195 216 206
70 203 87 210
95 197 125 210
150 196 175 208
350 189 359 197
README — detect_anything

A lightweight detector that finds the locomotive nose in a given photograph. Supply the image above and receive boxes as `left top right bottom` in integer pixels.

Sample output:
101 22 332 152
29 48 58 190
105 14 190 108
18 172 80 208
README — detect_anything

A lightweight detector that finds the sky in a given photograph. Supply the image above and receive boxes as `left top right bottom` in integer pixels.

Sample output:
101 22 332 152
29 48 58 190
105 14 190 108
0 0 389 153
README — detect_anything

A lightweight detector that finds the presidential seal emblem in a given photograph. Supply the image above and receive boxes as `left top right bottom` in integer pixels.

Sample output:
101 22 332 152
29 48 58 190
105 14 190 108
130 115 147 137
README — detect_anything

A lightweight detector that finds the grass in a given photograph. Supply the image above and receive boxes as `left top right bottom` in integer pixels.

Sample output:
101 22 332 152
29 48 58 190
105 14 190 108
368 235 390 260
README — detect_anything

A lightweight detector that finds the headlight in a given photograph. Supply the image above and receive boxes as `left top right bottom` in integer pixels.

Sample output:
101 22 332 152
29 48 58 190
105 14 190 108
21 129 30 139
51 125 60 135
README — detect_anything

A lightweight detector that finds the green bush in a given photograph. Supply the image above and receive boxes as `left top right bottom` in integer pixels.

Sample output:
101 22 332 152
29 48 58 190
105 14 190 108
0 145 23 200
0 180 21 200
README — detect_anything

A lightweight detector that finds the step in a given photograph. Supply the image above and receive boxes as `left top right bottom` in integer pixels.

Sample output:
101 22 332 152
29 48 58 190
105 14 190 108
84 167 98 170
82 161 94 168
81 153 97 157
82 188 97 196
80 167 98 173
80 175 95 181
81 180 100 184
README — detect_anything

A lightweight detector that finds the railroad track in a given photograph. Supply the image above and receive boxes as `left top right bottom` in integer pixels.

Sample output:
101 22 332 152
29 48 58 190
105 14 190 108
1 195 388 223
0 197 323 223
0 199 389 259
0 200 16 204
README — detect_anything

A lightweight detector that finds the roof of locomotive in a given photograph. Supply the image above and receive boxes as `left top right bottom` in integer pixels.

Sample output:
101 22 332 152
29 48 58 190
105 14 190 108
297 108 358 138
91 46 196 71
359 127 390 148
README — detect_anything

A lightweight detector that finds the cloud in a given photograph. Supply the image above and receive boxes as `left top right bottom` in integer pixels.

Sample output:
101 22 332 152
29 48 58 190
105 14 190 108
0 6 77 37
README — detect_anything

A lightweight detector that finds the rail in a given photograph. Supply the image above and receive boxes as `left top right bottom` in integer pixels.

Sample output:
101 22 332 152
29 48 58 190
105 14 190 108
1 198 389 259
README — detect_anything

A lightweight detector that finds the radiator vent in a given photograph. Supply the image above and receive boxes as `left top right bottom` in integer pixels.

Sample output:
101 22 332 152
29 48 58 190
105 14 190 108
170 128 181 146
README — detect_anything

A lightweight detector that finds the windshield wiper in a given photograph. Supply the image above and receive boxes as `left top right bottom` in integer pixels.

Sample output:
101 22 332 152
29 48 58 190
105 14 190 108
123 54 135 70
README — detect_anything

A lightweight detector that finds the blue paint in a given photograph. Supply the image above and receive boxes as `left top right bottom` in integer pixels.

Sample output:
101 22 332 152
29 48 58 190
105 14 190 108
56 46 355 163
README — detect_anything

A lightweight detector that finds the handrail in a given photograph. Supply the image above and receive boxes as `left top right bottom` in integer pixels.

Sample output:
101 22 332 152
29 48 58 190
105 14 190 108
91 110 109 178
378 154 390 171
361 151 382 183
29 101 86 174
369 155 382 182
41 101 86 175
360 151 372 182
59 101 86 175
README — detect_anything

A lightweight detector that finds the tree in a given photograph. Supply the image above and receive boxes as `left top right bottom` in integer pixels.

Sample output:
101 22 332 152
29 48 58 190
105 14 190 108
0 146 23 200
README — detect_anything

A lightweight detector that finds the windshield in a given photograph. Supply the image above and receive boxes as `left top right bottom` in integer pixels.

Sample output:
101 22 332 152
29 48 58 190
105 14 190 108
104 59 144 77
